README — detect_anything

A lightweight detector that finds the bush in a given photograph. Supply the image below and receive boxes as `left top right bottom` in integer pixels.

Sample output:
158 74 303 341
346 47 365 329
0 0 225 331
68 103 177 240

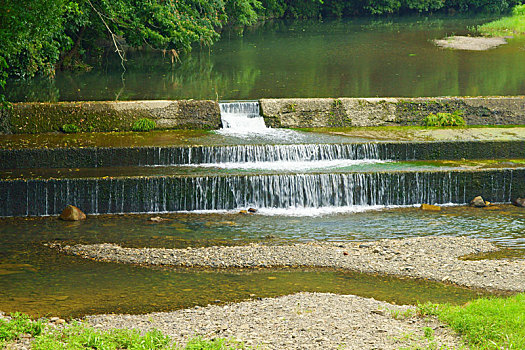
513 4 525 16
132 118 156 132
423 110 466 127
61 123 80 133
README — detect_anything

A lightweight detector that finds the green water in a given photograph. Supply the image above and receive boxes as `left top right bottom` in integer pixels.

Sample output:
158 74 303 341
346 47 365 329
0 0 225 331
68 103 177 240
0 205 522 317
7 16 525 102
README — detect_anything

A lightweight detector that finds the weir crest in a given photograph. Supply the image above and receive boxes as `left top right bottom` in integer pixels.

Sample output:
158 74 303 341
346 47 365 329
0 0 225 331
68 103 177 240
0 101 524 217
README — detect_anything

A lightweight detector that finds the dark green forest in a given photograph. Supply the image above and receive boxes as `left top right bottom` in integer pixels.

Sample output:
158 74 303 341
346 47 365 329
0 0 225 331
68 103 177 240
0 0 522 99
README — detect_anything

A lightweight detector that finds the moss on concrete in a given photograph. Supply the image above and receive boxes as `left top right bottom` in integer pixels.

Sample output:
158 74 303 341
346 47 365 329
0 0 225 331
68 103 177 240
0 100 221 134
260 97 525 128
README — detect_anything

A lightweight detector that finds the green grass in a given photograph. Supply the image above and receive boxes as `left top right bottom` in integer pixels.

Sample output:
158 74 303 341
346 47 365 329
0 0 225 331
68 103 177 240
1 315 246 350
0 313 45 347
478 4 525 36
423 111 466 127
418 293 525 349
131 118 156 132
61 124 80 133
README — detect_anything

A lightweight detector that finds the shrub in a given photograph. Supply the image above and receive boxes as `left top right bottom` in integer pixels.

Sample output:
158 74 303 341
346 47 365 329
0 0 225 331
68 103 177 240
132 118 156 132
513 4 525 16
61 124 80 133
423 110 465 127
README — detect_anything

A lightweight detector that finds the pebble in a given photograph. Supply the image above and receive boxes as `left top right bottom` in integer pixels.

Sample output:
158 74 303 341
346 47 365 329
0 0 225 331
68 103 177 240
84 293 463 350
56 236 525 292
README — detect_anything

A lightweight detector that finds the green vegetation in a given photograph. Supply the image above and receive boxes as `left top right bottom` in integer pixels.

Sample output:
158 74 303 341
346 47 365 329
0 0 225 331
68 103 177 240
478 4 525 36
1 314 246 350
423 111 466 127
418 293 525 349
132 118 157 132
61 123 80 133
0 313 45 348
1 0 521 89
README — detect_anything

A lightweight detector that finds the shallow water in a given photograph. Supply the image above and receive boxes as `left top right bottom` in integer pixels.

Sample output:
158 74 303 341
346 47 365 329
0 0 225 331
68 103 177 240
7 16 525 102
0 205 522 317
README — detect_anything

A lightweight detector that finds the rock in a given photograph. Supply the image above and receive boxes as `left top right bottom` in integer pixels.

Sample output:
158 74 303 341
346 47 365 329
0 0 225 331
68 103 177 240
420 203 441 211
248 208 258 213
59 205 86 221
239 210 248 214
470 196 488 208
149 216 170 222
512 198 525 207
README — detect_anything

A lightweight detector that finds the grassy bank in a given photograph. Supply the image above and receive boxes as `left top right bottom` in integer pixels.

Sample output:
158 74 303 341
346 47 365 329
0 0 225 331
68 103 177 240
419 293 525 349
0 314 245 350
478 4 525 36
3 293 525 349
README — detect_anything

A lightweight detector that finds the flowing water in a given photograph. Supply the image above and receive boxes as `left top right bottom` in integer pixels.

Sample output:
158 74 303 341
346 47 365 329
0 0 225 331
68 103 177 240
6 16 525 102
2 207 521 318
1 105 524 316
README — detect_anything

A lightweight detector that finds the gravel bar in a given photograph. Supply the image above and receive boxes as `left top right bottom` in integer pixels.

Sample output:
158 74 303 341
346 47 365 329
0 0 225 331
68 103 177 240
85 292 463 349
55 236 525 292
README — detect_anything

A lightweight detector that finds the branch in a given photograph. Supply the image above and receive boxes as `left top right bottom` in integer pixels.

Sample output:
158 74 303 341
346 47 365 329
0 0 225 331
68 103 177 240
86 0 126 71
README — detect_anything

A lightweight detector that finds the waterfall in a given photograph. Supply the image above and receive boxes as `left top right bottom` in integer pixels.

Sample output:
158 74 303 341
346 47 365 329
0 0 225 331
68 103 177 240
218 101 268 133
1 169 521 216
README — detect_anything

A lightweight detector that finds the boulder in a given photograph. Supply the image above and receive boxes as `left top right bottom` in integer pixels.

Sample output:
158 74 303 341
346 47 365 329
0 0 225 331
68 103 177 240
420 203 441 211
59 205 86 221
248 208 258 213
512 198 525 207
470 196 489 208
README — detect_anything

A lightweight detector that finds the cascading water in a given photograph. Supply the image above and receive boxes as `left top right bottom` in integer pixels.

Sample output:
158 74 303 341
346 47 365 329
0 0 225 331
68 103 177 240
218 101 268 134
1 168 522 217
2 100 524 217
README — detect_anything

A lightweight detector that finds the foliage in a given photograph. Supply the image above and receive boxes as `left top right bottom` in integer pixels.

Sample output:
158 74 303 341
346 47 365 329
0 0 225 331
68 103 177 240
1 0 523 104
0 313 45 345
61 123 80 133
0 318 246 350
418 293 525 349
132 118 157 132
477 4 525 36
423 110 466 127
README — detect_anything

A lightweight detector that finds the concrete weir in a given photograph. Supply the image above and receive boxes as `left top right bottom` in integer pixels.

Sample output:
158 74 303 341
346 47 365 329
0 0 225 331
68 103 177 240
1 168 524 217
260 97 525 128
1 96 525 133
2 140 525 169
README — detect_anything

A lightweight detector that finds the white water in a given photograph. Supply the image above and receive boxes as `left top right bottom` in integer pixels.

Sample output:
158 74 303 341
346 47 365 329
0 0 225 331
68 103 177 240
187 159 387 171
217 101 301 141
218 101 268 134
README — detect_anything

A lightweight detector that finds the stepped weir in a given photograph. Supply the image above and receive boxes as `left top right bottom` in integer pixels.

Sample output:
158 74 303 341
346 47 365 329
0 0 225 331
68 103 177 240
1 101 524 217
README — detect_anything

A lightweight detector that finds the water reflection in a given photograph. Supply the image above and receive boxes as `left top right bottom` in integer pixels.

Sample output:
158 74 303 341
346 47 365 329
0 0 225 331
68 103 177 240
7 16 525 102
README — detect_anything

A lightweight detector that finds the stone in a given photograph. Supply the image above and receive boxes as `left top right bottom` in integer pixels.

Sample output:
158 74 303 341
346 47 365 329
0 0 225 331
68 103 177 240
512 198 525 207
248 208 257 213
149 216 170 222
420 203 441 211
239 210 248 215
59 205 86 221
470 196 488 208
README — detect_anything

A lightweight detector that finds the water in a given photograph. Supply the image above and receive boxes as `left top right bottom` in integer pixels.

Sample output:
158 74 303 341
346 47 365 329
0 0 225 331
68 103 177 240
217 101 305 142
2 206 520 317
2 168 522 216
7 16 525 102
219 101 267 132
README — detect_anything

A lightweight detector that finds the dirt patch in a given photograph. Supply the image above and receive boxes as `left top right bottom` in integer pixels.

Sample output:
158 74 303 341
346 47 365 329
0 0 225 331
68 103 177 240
434 36 508 50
